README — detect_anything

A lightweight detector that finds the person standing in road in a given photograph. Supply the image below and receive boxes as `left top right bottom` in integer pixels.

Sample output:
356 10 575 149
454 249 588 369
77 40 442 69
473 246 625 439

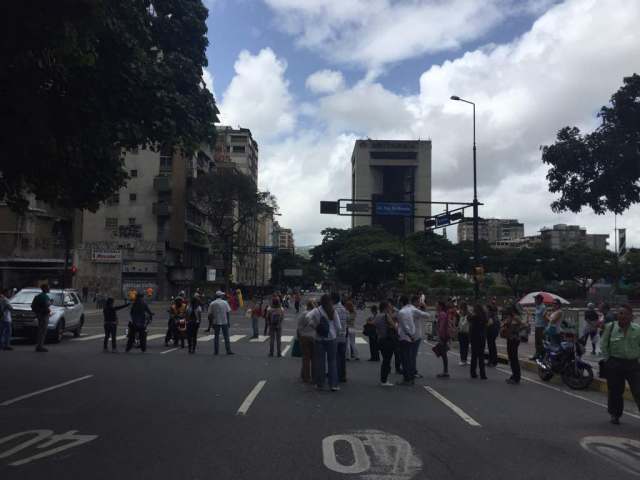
583 303 600 355
186 297 202 354
166 297 186 347
250 299 263 339
345 300 359 361
469 304 488 380
31 284 51 353
410 295 430 380
363 305 380 362
294 292 301 314
457 302 470 366
267 297 284 357
375 301 398 387
208 291 234 355
0 289 14 351
435 301 451 378
600 305 640 425
397 296 417 385
102 297 128 352
486 297 500 367
531 294 547 360
307 294 341 391
126 293 153 352
332 292 349 383
502 306 524 385
297 300 316 383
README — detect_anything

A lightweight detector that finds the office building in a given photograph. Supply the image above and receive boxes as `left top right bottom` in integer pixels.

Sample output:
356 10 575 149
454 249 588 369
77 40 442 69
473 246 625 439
273 222 295 253
351 139 432 236
457 218 524 245
540 224 609 251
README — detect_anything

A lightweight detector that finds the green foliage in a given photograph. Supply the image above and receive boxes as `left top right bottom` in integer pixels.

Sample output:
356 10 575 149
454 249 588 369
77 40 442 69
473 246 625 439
542 74 640 215
0 0 218 211
622 249 640 284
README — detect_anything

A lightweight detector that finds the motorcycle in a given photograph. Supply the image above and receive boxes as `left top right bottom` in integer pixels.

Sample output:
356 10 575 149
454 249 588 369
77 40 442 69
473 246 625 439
536 336 593 390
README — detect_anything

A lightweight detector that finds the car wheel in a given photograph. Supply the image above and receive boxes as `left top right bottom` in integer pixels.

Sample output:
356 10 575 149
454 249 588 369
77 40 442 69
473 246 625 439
48 320 65 344
73 315 85 337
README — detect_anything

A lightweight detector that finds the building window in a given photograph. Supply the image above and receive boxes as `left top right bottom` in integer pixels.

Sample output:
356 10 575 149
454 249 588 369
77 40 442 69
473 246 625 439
130 169 138 177
160 145 173 174
232 145 245 153
105 217 118 233
106 194 119 206
128 217 136 225
129 193 137 202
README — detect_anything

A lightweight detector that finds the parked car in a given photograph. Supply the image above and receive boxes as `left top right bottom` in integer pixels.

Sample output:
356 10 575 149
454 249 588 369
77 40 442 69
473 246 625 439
10 288 85 343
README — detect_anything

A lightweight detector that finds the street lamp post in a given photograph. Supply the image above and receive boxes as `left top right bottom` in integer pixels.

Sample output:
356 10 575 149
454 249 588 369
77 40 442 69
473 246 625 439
451 95 480 300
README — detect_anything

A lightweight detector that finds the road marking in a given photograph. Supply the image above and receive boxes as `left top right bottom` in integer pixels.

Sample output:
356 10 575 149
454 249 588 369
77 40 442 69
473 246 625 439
494 366 640 420
580 436 640 476
281 335 294 343
322 430 422 479
146 334 165 341
0 429 98 467
423 386 481 427
355 337 368 345
198 334 214 341
249 335 269 342
160 348 179 355
281 344 292 356
230 335 246 342
236 380 266 415
116 335 127 340
72 334 104 342
1 375 94 407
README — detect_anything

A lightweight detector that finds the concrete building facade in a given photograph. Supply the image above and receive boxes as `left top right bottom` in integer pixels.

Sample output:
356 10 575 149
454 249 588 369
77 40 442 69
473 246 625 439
351 139 432 237
540 224 609 251
457 218 524 245
273 222 295 252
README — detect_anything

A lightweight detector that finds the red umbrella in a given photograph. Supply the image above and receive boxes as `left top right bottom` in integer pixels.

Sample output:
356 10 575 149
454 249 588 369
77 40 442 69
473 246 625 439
518 291 570 305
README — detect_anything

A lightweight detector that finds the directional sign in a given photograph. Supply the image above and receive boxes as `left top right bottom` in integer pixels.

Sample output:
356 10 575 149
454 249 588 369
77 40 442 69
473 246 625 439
436 214 450 227
375 202 413 216
259 246 277 254
347 203 370 213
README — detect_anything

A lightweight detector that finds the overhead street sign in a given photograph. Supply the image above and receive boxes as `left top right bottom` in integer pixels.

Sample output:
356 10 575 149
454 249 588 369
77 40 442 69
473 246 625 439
374 202 413 216
259 246 277 254
346 203 370 213
436 215 450 227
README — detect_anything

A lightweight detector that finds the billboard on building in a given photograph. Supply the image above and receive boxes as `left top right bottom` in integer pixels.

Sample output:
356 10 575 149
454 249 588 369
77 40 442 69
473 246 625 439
91 250 122 263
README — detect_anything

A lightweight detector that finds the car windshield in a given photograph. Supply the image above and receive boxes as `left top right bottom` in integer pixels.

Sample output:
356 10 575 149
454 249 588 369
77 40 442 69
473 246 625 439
11 291 64 307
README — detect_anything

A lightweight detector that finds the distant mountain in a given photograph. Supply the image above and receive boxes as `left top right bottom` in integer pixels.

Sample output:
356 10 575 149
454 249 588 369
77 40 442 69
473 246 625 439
295 246 315 259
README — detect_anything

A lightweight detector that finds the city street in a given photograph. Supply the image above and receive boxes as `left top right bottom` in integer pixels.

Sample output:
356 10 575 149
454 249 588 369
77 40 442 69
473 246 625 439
1 304 639 480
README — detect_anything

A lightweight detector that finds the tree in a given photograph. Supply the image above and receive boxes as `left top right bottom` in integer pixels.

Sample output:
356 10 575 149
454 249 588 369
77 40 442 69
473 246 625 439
553 247 617 297
0 0 218 211
192 169 277 287
542 74 640 215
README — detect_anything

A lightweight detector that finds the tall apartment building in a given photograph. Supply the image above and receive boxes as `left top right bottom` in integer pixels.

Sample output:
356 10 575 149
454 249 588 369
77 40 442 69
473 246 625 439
214 126 260 286
457 218 524 244
273 222 295 252
256 214 274 287
540 224 609 251
0 199 80 289
351 139 432 237
76 146 216 299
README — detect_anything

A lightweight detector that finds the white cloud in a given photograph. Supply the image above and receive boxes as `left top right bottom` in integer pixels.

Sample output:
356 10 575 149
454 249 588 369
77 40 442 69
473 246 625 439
305 69 345 94
264 0 539 69
219 48 295 141
228 0 640 247
202 68 215 96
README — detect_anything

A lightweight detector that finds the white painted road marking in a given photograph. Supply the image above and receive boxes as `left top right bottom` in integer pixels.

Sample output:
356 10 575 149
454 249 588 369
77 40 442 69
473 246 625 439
355 337 368 345
281 335 294 343
322 430 422 479
281 344 292 356
1 375 94 407
116 335 127 340
236 380 267 415
229 335 246 343
0 429 98 466
145 334 165 341
249 335 269 342
198 334 215 341
160 348 179 355
72 334 104 342
424 386 481 427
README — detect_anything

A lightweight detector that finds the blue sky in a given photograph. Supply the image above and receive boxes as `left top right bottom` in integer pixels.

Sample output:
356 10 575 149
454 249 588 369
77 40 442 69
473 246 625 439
201 0 640 247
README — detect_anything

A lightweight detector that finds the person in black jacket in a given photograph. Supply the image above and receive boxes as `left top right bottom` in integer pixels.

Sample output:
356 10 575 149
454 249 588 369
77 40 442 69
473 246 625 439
103 298 128 351
469 304 488 380
127 294 153 352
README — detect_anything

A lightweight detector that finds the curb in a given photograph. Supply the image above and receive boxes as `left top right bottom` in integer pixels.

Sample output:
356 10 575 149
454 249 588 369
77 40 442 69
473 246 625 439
496 352 633 401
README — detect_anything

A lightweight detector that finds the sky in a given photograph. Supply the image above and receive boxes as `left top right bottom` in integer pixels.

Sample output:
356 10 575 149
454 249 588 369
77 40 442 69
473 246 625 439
201 0 640 247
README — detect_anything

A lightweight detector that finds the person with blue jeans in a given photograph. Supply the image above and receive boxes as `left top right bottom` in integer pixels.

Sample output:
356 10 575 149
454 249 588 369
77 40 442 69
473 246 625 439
0 289 14 351
208 291 234 355
307 294 341 391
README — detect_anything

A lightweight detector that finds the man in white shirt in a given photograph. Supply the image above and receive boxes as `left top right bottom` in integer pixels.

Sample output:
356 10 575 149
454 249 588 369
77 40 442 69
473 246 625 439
410 295 430 379
397 296 417 385
208 291 234 355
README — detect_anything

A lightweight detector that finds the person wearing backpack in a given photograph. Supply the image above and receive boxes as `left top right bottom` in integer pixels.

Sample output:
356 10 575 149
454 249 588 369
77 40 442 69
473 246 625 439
297 300 316 383
374 301 398 387
306 294 341 391
31 284 51 353
185 297 202 354
267 298 285 357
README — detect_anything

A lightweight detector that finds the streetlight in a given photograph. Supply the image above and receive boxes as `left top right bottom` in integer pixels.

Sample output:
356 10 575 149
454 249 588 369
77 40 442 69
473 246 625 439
451 95 480 300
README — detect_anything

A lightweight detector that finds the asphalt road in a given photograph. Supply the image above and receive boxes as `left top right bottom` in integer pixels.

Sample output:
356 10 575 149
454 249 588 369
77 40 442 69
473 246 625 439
1 303 639 480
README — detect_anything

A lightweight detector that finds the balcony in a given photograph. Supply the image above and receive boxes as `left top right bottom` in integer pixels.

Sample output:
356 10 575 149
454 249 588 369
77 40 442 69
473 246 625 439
152 202 171 216
153 175 172 192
